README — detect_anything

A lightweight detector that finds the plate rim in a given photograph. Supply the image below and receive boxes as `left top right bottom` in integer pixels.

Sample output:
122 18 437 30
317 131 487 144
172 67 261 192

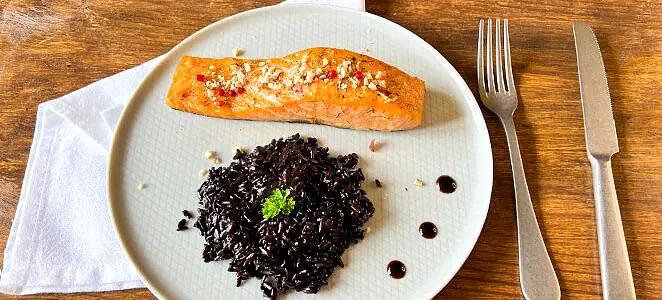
108 4 493 299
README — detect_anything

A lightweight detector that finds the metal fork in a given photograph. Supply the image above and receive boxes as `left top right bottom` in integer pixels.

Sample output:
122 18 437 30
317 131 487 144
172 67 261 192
477 19 561 300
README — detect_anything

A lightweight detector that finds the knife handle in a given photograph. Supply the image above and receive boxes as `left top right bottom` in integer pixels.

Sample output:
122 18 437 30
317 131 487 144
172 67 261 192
589 156 636 300
501 116 561 300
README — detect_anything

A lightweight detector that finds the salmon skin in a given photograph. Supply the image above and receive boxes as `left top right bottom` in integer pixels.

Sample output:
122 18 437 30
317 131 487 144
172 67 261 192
165 47 425 131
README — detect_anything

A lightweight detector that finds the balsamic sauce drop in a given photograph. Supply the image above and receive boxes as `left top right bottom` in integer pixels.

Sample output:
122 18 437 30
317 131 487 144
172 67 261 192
419 222 438 239
436 175 457 194
387 260 406 279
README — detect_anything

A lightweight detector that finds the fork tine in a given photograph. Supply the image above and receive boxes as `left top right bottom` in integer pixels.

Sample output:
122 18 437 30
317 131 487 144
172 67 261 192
503 19 515 93
495 19 505 92
477 20 486 97
486 19 495 93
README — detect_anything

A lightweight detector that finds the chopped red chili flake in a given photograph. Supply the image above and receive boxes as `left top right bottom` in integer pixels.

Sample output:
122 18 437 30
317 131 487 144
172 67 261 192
195 74 207 82
215 100 225 107
327 70 337 79
218 89 226 97
228 89 237 97
354 71 364 80
236 87 245 94
369 138 376 152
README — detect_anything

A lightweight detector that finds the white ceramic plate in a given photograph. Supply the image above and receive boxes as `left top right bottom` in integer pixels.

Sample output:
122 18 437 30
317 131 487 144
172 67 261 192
108 4 492 300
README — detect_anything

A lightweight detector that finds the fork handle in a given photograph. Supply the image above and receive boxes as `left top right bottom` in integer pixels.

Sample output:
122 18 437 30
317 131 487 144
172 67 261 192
501 116 561 300
589 156 636 300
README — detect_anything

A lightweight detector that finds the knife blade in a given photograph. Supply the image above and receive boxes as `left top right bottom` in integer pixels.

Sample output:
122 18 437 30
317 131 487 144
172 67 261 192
574 22 619 157
573 22 636 300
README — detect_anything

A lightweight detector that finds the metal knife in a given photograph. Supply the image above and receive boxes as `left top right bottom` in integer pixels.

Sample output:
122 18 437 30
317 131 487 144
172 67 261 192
573 22 636 300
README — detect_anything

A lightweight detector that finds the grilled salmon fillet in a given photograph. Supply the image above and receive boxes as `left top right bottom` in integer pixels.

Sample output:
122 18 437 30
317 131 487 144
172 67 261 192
165 47 425 131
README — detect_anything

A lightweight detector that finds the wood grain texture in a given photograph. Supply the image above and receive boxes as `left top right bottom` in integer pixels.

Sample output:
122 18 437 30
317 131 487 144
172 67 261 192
0 0 660 299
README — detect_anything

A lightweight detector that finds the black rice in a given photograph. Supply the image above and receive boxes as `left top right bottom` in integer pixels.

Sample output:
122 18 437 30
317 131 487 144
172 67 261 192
193 134 374 299
177 219 188 231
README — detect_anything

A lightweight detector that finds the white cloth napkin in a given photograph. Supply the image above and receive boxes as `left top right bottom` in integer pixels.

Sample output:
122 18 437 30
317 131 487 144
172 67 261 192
0 0 364 295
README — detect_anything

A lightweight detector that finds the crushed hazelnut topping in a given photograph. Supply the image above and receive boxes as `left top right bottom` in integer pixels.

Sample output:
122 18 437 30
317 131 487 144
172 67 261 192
378 91 398 103
267 82 282 90
199 169 208 177
379 80 387 88
213 158 222 164
334 59 356 81
258 66 282 86
414 179 424 186
232 146 245 153
204 151 216 159
263 66 272 75
271 69 282 81
232 48 243 57
235 71 246 85
138 183 146 190
205 80 218 89
209 54 388 96
304 70 315 83
349 77 359 88
208 65 216 71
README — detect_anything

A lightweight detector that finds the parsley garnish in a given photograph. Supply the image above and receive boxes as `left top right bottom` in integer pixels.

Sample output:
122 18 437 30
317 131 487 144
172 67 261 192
262 188 295 219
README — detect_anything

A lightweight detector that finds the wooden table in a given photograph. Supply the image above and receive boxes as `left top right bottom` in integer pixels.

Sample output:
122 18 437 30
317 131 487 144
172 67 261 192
1 0 660 299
